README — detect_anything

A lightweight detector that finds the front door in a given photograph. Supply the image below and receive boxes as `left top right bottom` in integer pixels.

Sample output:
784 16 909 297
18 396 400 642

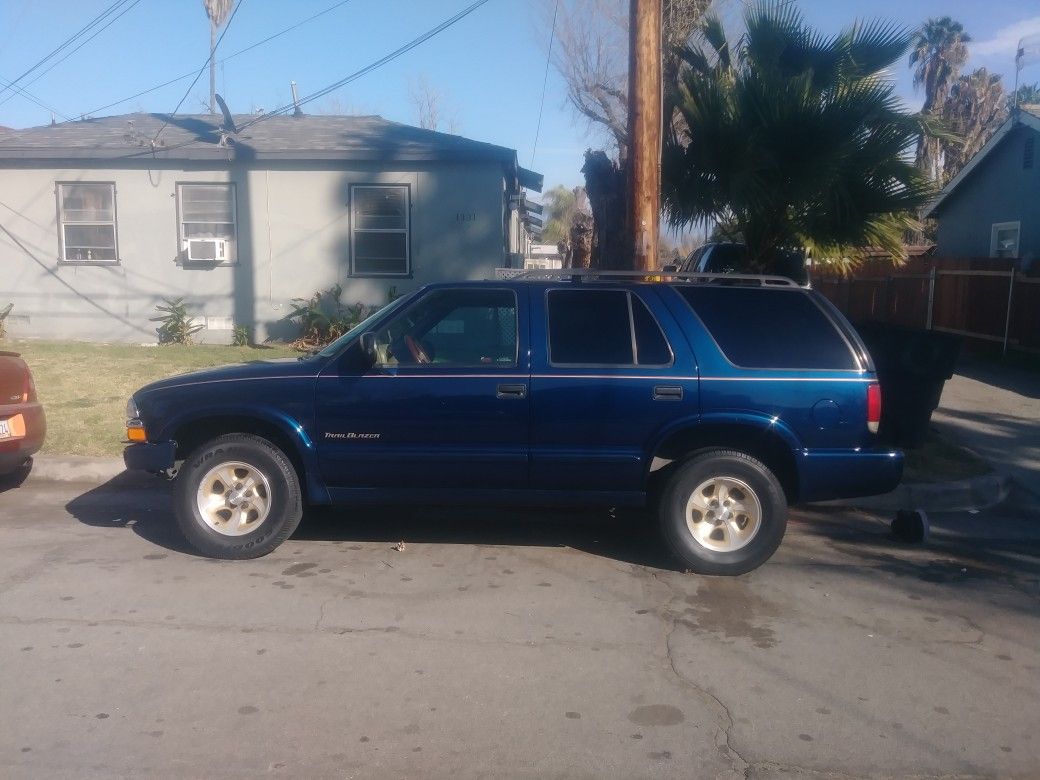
316 287 529 493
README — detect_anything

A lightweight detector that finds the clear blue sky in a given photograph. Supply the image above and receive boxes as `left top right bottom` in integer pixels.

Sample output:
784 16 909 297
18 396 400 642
1 0 1039 195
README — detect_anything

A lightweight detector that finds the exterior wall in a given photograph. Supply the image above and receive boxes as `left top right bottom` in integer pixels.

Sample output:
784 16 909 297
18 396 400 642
935 126 1040 264
0 160 509 342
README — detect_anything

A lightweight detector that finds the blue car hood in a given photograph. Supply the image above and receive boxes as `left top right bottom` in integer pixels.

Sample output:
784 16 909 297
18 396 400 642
136 356 323 396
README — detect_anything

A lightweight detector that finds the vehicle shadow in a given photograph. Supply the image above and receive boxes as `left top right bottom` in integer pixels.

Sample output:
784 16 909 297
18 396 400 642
66 474 680 570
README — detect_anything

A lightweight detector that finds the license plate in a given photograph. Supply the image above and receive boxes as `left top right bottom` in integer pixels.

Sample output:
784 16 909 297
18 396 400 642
0 419 9 439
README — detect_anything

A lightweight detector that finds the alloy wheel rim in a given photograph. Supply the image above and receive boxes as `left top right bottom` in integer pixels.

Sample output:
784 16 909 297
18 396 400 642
684 476 762 553
195 461 272 537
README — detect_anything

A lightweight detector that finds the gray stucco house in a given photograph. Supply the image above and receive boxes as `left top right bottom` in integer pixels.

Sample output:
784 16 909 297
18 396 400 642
0 112 542 342
927 106 1040 266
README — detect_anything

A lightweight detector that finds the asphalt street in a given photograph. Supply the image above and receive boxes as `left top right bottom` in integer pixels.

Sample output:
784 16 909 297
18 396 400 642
1 474 1038 779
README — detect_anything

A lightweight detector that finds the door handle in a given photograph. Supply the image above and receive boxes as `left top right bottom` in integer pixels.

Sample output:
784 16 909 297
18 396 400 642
496 383 527 399
653 385 683 401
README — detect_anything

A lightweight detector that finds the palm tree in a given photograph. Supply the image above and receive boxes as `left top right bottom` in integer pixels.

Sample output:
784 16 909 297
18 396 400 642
203 0 235 114
662 2 933 271
941 68 1007 182
1009 82 1040 109
910 17 971 181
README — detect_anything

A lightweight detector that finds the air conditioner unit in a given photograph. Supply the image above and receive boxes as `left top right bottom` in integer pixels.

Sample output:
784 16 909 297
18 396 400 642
185 238 229 263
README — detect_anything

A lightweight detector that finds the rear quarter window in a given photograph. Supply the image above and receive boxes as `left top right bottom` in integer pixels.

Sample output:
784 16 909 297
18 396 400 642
677 287 858 370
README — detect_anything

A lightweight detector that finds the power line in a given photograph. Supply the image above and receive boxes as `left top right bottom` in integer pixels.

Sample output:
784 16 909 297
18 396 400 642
79 0 357 119
237 0 493 133
152 0 247 144
0 0 144 109
0 75 72 121
530 0 559 166
0 0 130 102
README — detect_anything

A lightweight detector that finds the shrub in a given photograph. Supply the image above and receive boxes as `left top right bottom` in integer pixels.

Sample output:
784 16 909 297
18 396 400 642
152 297 204 345
232 325 251 347
285 285 369 350
0 303 12 341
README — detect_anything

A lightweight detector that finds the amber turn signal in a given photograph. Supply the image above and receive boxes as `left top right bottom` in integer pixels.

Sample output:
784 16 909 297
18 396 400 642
126 426 147 442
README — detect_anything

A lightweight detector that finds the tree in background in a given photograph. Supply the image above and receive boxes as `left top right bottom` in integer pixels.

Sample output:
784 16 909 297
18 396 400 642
910 17 971 182
408 75 460 134
202 0 235 114
662 2 933 271
1009 82 1040 109
940 68 1007 182
540 185 588 244
546 0 713 267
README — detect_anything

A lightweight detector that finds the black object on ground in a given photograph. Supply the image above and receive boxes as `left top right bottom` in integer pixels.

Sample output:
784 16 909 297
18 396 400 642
891 509 929 544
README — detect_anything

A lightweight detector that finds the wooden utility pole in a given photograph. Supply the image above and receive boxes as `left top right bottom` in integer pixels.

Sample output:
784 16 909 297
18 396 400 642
627 0 663 271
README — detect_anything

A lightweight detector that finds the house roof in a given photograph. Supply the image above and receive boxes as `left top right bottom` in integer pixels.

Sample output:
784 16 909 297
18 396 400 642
0 112 536 174
925 105 1040 217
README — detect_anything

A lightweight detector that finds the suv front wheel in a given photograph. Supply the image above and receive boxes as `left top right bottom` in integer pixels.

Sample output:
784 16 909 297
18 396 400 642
658 450 787 575
174 433 303 559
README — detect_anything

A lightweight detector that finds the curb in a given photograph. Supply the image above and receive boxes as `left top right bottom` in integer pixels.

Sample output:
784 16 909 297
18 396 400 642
26 455 127 485
818 472 1011 513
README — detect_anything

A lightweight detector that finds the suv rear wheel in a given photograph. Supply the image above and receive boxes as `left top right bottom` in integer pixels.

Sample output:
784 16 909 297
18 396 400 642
658 450 787 575
174 433 303 559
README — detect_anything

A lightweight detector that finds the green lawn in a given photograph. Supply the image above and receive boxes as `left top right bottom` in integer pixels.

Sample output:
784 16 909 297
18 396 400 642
8 340 297 457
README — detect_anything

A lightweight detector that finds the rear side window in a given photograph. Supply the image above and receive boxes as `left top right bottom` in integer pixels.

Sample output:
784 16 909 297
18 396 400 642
547 289 672 366
677 287 857 369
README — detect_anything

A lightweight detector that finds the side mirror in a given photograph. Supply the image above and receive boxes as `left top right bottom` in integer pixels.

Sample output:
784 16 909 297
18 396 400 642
359 332 377 364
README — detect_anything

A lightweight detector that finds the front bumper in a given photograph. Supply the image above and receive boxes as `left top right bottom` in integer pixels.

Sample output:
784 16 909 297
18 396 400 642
796 447 903 503
123 441 177 474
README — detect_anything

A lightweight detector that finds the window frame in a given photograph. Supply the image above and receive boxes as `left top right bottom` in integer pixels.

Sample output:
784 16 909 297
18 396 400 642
990 221 1020 259
55 181 119 265
350 183 411 278
175 182 239 266
545 287 674 368
372 287 520 370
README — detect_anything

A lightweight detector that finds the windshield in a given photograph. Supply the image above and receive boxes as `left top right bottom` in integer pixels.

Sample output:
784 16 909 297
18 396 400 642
315 293 415 358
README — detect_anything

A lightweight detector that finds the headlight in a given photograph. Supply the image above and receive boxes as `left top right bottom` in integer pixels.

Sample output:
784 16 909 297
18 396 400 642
126 396 140 422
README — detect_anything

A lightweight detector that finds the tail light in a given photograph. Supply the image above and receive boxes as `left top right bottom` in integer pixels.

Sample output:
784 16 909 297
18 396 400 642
21 370 37 403
867 382 881 434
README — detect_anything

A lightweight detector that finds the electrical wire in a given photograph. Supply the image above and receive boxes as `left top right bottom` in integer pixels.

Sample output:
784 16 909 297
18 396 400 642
0 0 144 109
151 0 247 144
0 75 72 121
79 0 357 119
235 0 493 134
530 0 559 166
0 0 130 102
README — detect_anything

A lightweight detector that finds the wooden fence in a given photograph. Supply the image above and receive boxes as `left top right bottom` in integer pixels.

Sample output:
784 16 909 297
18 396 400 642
813 257 1040 355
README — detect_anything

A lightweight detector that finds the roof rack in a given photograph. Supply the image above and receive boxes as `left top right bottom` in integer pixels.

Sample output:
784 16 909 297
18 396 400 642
506 268 802 287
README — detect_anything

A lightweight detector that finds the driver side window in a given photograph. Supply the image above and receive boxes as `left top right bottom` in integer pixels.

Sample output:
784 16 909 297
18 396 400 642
370 288 518 368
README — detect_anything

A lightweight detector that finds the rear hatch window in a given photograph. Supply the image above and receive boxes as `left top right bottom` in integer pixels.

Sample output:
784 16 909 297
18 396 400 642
677 287 859 370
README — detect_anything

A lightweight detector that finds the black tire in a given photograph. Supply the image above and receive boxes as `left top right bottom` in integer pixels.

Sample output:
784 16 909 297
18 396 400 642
174 433 303 559
658 449 787 575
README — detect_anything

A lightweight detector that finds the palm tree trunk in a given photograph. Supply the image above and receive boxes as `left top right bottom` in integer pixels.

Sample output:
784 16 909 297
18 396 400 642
209 20 217 114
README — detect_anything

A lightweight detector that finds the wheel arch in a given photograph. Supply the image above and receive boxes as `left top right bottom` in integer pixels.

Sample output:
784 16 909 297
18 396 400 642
647 415 802 503
164 409 328 505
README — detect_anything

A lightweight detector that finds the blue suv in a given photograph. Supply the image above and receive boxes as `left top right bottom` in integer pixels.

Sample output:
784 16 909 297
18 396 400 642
124 273 901 574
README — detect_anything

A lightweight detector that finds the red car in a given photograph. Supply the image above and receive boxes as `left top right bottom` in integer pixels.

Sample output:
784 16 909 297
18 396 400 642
0 350 45 481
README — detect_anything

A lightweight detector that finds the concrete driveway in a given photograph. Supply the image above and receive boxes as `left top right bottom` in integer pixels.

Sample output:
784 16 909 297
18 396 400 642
1 475 1038 779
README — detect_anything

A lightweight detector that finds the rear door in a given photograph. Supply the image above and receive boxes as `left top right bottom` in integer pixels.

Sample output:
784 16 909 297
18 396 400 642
315 286 530 492
528 285 698 493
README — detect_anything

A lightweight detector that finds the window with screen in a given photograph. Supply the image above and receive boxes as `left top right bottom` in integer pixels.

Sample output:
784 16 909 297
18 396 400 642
371 288 517 367
677 287 857 369
547 289 673 366
57 183 118 262
178 183 237 263
352 185 409 276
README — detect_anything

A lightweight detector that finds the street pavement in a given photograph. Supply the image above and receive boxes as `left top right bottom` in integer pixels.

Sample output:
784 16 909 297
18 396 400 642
932 358 1040 506
1 474 1038 779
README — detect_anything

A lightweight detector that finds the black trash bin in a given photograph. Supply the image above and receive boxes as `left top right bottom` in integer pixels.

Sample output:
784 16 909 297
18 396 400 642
854 323 961 449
